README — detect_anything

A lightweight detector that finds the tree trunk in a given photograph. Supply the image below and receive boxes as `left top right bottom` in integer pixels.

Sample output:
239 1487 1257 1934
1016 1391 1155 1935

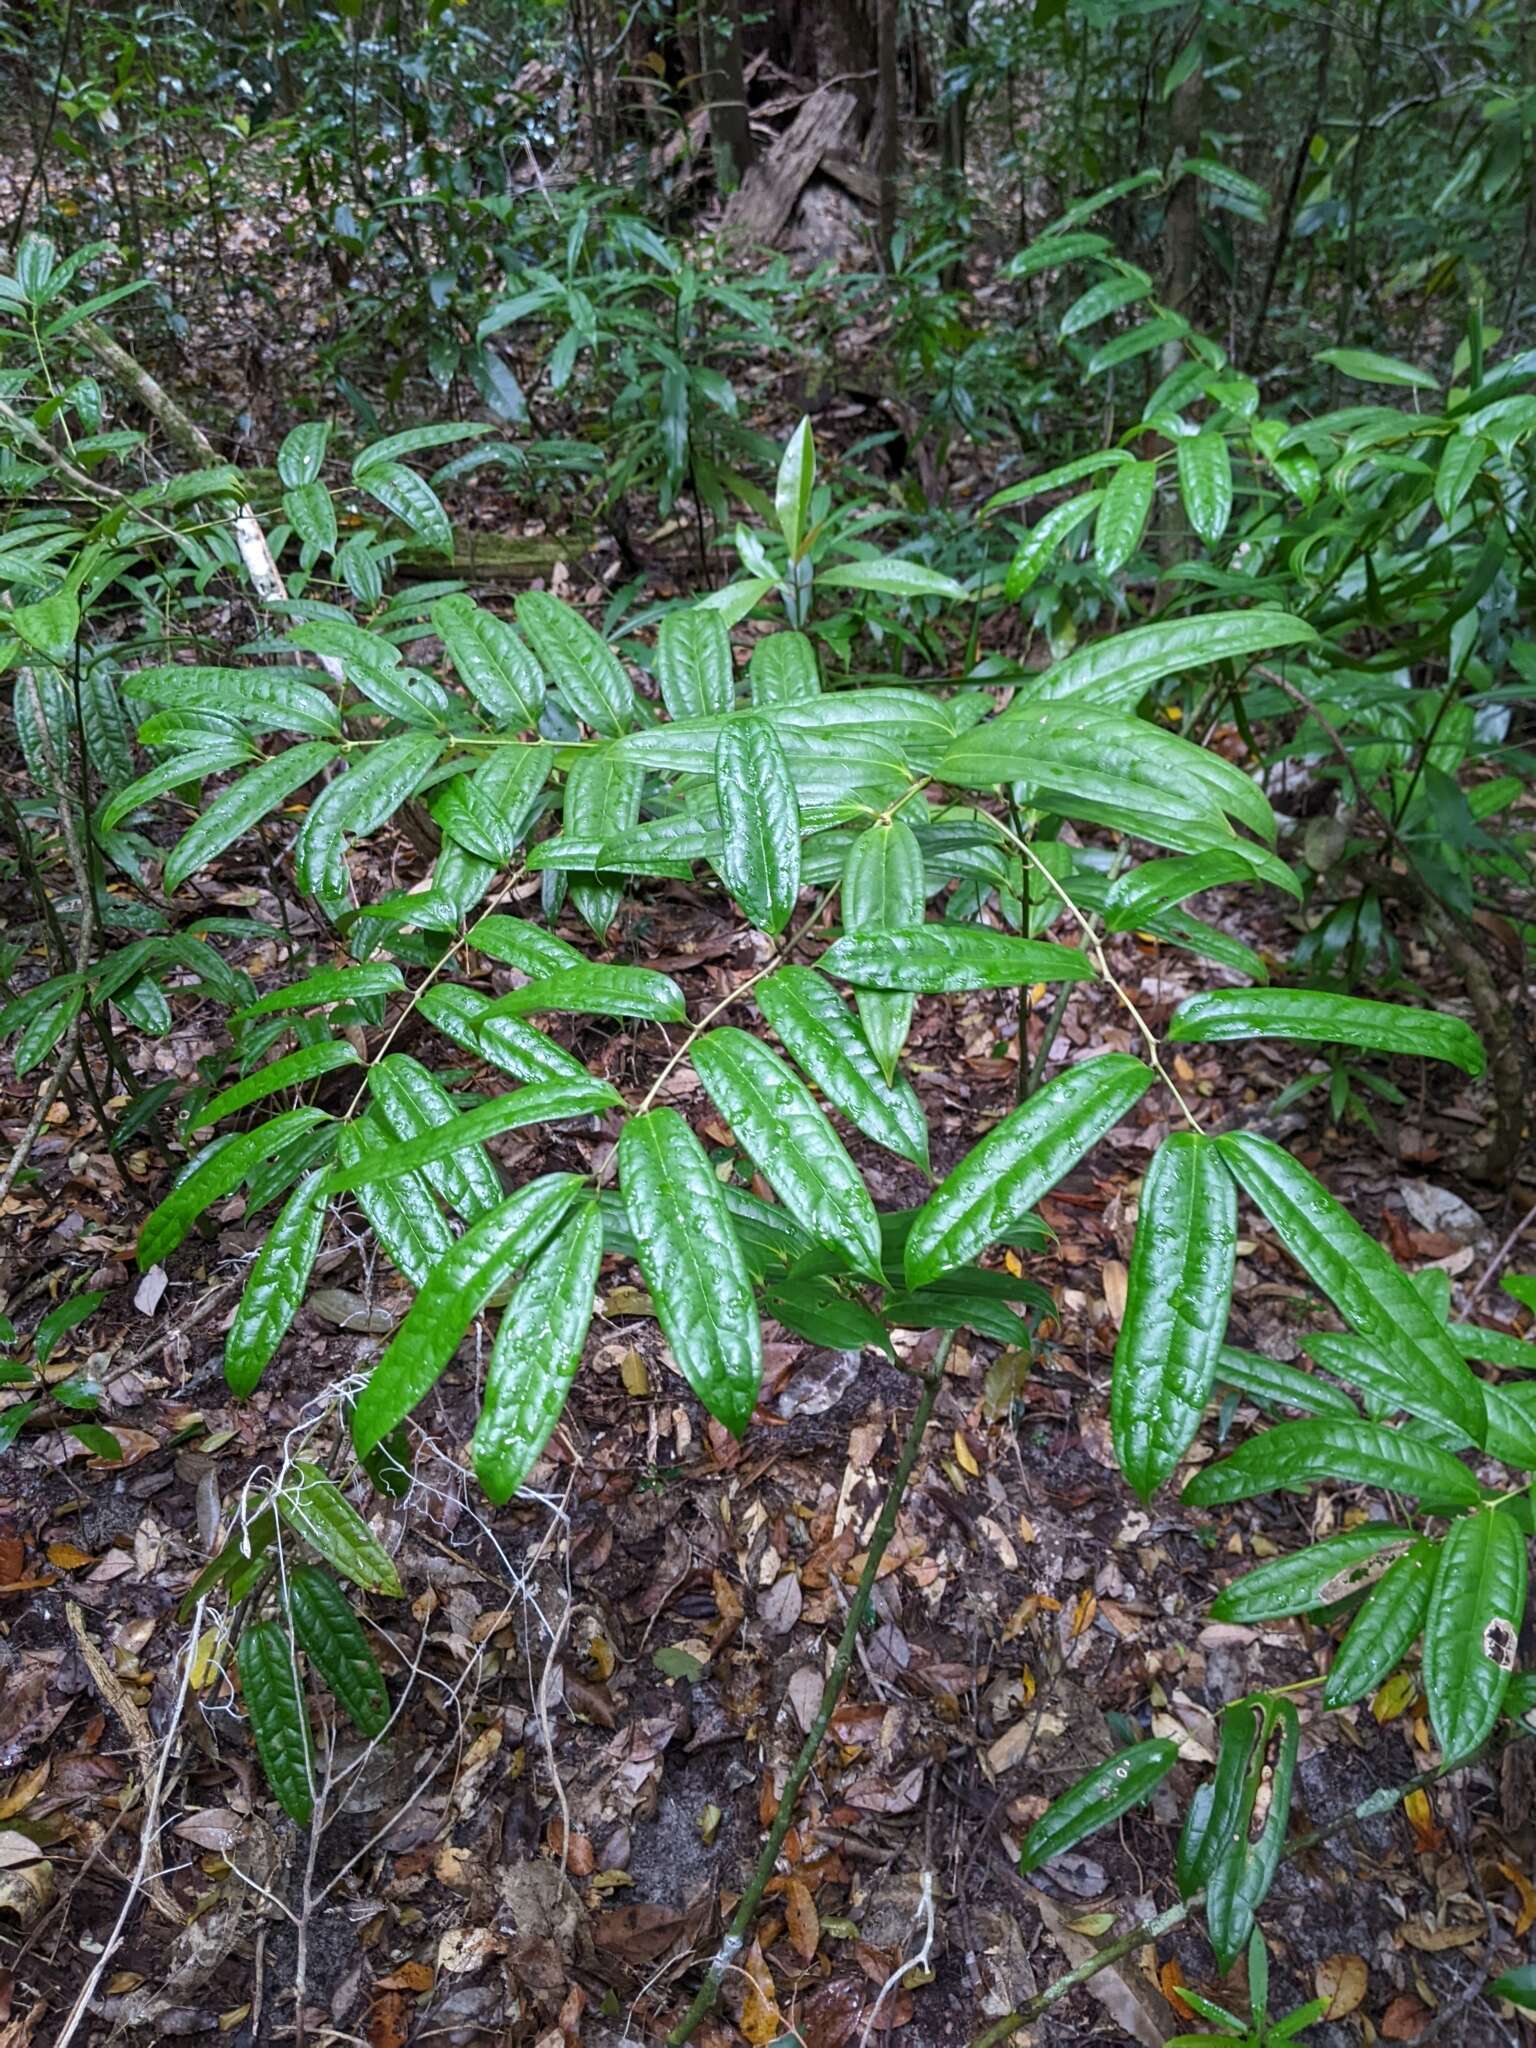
701 0 752 196
875 0 899 263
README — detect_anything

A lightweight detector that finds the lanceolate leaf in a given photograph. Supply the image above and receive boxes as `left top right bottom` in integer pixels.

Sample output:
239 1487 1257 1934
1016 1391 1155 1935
484 964 686 1023
431 744 550 865
467 913 585 976
756 966 930 1170
277 1460 404 1594
516 590 636 734
843 820 924 1081
1215 1346 1361 1418
775 416 815 558
1032 611 1317 711
238 1623 313 1824
822 926 1092 994
713 716 801 933
472 1202 603 1503
1201 1698 1298 1970
1210 1525 1415 1623
1112 1133 1237 1499
296 734 445 907
693 1029 883 1279
749 631 819 706
338 1113 453 1287
1018 1740 1179 1874
364 1054 506 1219
130 666 339 738
1182 1418 1481 1509
1170 990 1484 1076
287 1564 390 1738
619 1108 762 1435
418 985 593 1088
431 595 544 728
334 1077 619 1194
196 1042 361 1129
656 607 733 719
562 741 643 938
138 1108 331 1268
906 1055 1152 1287
1323 1540 1438 1709
350 1174 584 1457
1176 429 1234 545
1104 851 1257 932
163 742 338 895
1215 1133 1485 1442
1094 458 1157 575
238 963 404 1020
1423 1509 1526 1764
225 1170 329 1396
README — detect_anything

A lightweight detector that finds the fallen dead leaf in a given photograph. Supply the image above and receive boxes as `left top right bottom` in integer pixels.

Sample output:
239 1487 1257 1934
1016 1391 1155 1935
1315 1954 1368 2019
785 1876 819 1964
1380 1993 1432 2041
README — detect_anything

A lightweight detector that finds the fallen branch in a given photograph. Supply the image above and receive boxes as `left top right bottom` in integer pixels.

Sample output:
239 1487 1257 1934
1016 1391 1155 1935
667 1336 953 2045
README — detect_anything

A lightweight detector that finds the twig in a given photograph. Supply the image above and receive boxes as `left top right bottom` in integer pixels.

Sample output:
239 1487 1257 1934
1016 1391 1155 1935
667 1336 953 2046
51 1598 205 2048
1468 1205 1536 1305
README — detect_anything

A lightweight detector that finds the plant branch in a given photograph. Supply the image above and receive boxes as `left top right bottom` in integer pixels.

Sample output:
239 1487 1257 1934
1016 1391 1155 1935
667 1335 953 2045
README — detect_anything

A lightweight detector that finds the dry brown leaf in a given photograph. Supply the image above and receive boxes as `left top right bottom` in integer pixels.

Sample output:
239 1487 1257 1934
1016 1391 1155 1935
0 1766 47 1823
739 1941 782 2046
1400 1920 1482 1952
785 1877 820 1964
1501 1859 1536 1938
1380 1993 1432 2041
1314 1953 1368 2019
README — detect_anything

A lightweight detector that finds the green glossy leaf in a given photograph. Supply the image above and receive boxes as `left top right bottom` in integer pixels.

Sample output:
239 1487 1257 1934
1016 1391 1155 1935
278 1459 403 1595
473 1201 602 1502
1323 1540 1438 1709
818 558 966 601
164 743 338 894
431 744 551 866
238 1622 313 1823
1316 346 1439 392
748 631 819 706
1211 1525 1415 1623
1005 491 1102 600
138 1108 331 1268
712 715 801 934
363 1052 506 1220
432 595 544 728
1176 429 1233 545
285 483 337 555
1214 1345 1359 1418
516 590 635 734
1202 1699 1298 1969
906 1054 1151 1287
1423 1508 1526 1764
278 421 329 487
1060 269 1151 336
238 963 403 1020
225 1170 328 1396
693 1028 882 1280
562 741 643 937
466 912 585 976
350 1174 584 1457
338 1112 452 1288
775 417 815 557
100 742 256 830
822 925 1092 994
130 666 340 738
1170 990 1484 1076
1104 852 1256 932
296 734 445 909
483 964 685 1024
336 1075 618 1196
1215 1133 1484 1442
756 966 929 1170
619 1108 762 1436
1018 1739 1178 1874
656 606 733 719
356 459 452 554
842 821 924 1082
419 985 594 1087
288 620 444 726
1183 1418 1480 1509
984 448 1130 513
1112 1133 1237 1499
287 1564 390 1738
34 1289 103 1366
1094 459 1157 576
1031 611 1318 711
196 1042 361 1130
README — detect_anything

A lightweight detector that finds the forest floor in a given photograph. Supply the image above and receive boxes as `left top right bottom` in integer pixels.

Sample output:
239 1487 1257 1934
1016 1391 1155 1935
2 193 1534 2048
